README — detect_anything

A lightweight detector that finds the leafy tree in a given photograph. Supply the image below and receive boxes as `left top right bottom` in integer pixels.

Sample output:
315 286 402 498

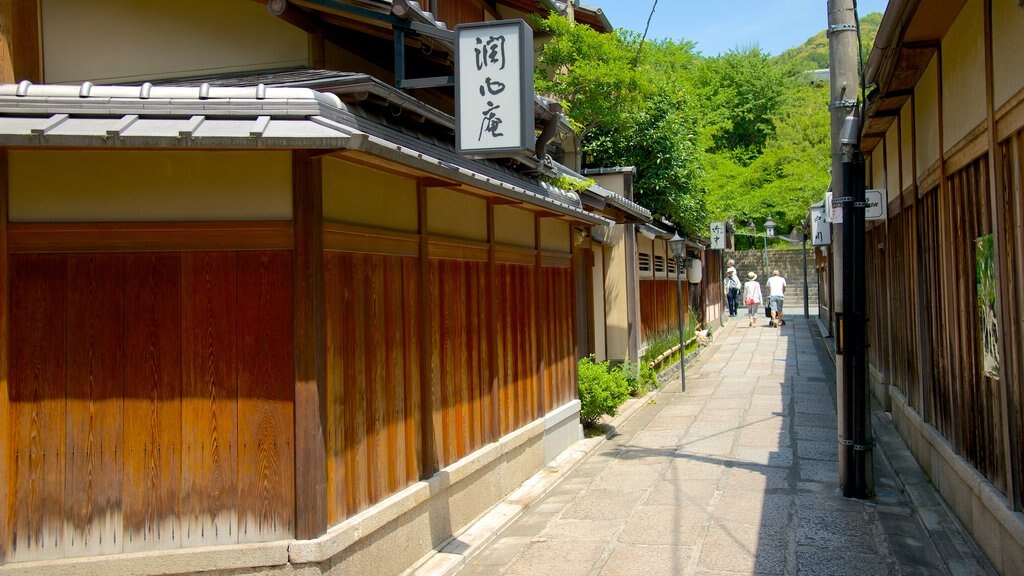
690 47 785 164
535 14 708 236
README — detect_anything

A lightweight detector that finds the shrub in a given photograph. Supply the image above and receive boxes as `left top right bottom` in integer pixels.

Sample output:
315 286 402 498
619 361 659 397
577 356 630 426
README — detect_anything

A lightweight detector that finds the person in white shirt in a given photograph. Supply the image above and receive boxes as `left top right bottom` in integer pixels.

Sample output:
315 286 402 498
723 269 741 317
766 269 787 328
742 271 763 327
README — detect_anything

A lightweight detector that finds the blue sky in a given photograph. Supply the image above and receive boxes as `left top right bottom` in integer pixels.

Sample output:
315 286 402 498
590 0 889 56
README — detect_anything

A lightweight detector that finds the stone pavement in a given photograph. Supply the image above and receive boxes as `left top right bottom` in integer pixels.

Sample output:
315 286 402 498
425 313 996 576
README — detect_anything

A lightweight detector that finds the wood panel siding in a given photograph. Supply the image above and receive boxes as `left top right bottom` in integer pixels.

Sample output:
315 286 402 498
640 280 687 345
541 266 577 409
871 155 1011 498
495 264 538 435
122 254 182 553
2 250 296 562
65 254 125 557
324 252 421 523
7 255 66 562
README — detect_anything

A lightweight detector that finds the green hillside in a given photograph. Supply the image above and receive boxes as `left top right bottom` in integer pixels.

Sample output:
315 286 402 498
774 12 883 74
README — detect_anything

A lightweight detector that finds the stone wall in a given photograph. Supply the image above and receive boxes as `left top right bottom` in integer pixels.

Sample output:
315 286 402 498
724 248 818 309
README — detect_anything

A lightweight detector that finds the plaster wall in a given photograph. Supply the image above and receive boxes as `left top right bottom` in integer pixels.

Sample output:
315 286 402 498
603 224 629 363
591 244 607 362
40 0 308 84
992 0 1024 110
8 149 291 222
915 56 940 177
871 144 886 190
427 187 487 241
539 218 570 253
941 0 985 150
886 123 901 204
322 158 417 232
494 205 535 248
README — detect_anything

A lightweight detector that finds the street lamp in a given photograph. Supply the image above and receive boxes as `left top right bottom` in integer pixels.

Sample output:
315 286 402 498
668 232 686 393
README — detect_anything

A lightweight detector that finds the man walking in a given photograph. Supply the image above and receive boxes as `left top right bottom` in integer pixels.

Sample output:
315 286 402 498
724 268 741 317
767 269 786 327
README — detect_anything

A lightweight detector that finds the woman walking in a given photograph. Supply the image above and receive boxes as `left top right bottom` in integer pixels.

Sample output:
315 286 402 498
743 271 763 327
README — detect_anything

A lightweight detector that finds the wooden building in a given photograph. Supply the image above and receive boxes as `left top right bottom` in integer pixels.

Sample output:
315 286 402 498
843 0 1024 571
0 1 617 574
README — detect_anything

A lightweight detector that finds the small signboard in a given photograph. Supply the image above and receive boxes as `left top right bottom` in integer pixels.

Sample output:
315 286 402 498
865 189 887 221
455 20 534 158
709 221 726 250
810 205 831 246
825 191 842 224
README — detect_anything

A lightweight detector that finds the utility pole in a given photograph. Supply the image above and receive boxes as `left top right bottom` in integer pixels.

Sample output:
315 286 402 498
827 0 872 498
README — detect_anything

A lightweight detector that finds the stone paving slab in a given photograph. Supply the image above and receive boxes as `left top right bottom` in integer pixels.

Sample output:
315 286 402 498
414 315 995 576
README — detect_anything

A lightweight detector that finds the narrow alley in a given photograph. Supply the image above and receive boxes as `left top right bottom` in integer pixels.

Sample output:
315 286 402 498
436 315 993 576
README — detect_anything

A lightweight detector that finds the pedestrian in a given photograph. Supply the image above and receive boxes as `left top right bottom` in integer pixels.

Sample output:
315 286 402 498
767 269 787 328
725 258 737 277
724 268 741 317
743 271 763 327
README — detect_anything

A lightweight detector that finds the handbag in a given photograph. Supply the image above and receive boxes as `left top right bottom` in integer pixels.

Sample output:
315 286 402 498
765 305 772 318
745 296 755 306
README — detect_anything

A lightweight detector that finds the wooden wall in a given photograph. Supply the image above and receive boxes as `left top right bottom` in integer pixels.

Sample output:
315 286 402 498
1 153 584 562
639 280 686 345
3 249 295 562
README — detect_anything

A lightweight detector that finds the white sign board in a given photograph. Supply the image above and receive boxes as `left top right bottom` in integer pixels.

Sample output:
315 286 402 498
455 20 534 158
709 221 726 250
810 205 831 246
865 189 887 220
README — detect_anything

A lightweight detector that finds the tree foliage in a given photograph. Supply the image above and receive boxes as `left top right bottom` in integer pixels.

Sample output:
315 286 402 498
535 14 708 236
533 11 883 240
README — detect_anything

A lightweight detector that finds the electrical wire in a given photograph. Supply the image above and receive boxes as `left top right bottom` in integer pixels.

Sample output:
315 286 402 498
633 0 660 65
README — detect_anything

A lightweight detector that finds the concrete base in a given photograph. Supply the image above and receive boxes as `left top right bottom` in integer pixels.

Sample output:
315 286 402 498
543 399 583 464
890 388 1024 575
1 407 570 576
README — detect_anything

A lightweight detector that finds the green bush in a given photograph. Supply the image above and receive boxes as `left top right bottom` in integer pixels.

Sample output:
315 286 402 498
577 356 630 426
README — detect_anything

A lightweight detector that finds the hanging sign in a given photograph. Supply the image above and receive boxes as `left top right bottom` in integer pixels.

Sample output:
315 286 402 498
810 205 831 246
865 189 887 221
709 221 726 250
455 20 534 158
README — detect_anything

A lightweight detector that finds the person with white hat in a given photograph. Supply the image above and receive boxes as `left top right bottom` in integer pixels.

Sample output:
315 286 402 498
742 271 763 327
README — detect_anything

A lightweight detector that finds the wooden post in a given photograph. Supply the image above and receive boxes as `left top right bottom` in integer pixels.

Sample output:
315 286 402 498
0 149 9 562
487 203 500 442
534 215 545 420
292 150 328 540
418 181 439 477
984 0 1021 510
0 0 41 84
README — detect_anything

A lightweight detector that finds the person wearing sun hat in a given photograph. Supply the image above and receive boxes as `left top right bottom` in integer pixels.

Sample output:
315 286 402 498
742 271 763 327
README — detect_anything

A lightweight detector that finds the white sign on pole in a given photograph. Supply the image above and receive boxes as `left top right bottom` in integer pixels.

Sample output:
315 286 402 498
825 191 842 223
709 221 725 250
455 20 534 158
810 205 831 246
865 189 887 220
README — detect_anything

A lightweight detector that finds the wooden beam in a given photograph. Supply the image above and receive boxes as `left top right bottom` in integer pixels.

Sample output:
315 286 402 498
7 221 292 253
418 181 439 477
322 222 419 257
292 150 328 540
